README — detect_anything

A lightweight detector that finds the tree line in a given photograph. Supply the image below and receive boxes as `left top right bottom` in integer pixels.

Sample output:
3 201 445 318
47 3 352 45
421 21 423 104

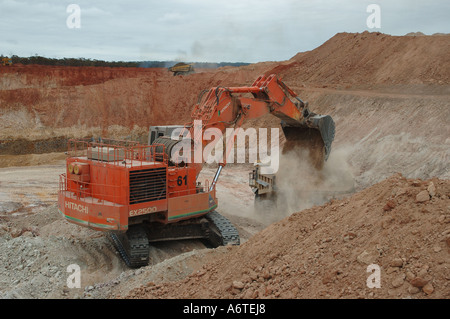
1 55 249 69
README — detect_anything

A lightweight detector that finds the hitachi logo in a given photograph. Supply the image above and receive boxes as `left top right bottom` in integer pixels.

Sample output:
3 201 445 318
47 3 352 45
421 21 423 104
65 201 89 214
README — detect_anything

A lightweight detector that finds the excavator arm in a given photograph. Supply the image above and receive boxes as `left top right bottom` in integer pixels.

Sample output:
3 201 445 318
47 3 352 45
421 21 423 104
184 73 334 164
154 74 335 191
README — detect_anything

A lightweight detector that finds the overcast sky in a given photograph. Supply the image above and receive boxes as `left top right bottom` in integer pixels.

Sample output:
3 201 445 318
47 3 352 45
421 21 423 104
0 0 449 62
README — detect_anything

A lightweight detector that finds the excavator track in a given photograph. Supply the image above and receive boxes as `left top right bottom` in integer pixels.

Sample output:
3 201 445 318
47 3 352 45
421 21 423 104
109 212 240 268
206 211 240 247
109 225 150 268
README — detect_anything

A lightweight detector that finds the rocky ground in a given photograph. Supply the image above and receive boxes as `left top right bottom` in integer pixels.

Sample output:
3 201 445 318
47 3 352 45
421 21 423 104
125 175 450 299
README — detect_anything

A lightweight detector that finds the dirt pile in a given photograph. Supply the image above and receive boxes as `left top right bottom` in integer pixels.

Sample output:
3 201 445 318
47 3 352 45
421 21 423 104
268 32 450 88
125 174 449 299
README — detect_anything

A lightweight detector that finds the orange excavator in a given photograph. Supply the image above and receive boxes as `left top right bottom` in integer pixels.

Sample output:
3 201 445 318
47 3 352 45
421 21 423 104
58 74 335 267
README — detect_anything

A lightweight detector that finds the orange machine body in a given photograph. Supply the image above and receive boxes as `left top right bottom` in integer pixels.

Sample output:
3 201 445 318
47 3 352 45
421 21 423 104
58 141 217 231
59 74 333 234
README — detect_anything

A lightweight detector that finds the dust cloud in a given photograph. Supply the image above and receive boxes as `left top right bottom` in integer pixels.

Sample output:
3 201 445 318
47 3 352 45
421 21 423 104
255 145 355 223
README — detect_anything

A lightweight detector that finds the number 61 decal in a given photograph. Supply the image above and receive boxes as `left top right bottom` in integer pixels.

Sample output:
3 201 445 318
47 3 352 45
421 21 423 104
177 175 187 186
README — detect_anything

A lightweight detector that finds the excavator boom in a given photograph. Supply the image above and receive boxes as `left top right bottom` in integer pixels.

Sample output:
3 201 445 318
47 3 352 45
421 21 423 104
183 74 335 171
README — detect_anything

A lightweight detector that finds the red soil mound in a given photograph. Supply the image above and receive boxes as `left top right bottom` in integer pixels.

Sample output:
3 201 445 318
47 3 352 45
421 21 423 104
267 32 450 87
126 174 450 299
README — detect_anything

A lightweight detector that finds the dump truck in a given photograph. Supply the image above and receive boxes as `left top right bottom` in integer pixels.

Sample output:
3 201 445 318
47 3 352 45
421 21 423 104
249 161 276 198
168 62 194 76
58 74 335 267
1 57 12 66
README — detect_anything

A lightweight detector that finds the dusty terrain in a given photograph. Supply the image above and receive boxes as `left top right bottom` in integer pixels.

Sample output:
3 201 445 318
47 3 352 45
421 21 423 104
0 163 266 298
126 175 450 299
0 32 449 299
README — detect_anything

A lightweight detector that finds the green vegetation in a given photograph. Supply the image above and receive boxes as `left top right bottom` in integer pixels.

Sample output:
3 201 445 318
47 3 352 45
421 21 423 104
2 55 249 68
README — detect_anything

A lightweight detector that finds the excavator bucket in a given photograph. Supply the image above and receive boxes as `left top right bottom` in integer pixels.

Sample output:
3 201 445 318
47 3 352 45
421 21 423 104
281 113 335 170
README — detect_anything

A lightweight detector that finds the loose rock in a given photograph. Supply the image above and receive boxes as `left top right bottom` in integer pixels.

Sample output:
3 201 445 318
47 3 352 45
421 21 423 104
356 250 378 265
391 275 405 288
383 200 396 211
232 281 244 289
390 258 404 268
415 190 430 203
427 182 436 197
422 283 434 295
410 277 428 288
